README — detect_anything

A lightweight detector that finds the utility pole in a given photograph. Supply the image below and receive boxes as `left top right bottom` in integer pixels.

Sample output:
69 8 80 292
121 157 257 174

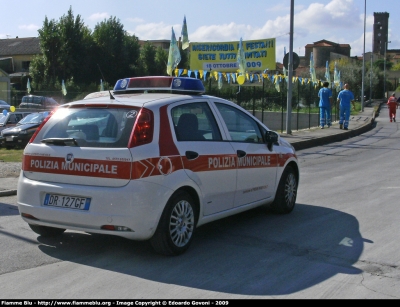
370 53 373 102
361 0 366 112
384 40 391 98
286 0 294 134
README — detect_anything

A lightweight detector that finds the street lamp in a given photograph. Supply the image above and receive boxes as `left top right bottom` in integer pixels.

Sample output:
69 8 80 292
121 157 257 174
384 40 391 98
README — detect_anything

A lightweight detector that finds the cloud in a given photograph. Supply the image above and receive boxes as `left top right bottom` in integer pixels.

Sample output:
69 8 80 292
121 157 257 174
125 0 372 56
190 23 254 42
126 17 145 23
295 0 360 34
127 22 179 40
88 12 110 22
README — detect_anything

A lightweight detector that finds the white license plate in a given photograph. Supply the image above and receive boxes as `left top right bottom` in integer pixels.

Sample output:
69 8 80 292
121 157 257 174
6 137 13 141
44 194 91 210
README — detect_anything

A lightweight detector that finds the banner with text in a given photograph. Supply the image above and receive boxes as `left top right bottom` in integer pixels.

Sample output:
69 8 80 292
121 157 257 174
189 38 276 72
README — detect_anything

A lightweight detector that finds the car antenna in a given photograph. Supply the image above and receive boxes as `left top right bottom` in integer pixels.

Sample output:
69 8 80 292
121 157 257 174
97 64 115 100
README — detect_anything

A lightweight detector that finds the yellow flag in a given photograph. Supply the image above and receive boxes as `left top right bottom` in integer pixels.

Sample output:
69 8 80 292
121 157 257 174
167 27 181 76
213 71 218 80
181 15 189 50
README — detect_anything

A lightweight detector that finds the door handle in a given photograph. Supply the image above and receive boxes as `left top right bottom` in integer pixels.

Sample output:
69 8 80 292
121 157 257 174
185 151 199 160
237 150 246 158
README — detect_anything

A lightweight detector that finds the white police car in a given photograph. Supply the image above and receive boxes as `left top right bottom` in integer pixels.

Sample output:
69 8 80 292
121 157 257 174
17 76 299 256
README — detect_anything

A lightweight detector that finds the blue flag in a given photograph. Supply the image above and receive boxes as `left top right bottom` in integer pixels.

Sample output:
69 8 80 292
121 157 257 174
310 52 317 84
61 80 67 96
325 61 331 83
237 37 246 76
27 78 31 94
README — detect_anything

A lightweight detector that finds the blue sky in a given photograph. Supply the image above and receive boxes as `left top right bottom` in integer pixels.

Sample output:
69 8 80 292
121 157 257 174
0 0 398 59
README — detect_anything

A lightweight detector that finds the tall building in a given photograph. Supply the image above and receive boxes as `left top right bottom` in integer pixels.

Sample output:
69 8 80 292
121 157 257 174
373 12 389 55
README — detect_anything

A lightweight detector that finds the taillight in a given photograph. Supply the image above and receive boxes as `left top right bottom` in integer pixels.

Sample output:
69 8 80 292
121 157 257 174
28 109 56 143
128 108 154 147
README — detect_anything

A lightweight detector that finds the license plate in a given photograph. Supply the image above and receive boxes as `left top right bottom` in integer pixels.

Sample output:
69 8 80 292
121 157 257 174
44 194 91 210
6 137 13 141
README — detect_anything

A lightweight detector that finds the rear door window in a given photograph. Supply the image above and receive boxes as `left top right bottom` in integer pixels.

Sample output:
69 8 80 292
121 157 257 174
171 102 222 141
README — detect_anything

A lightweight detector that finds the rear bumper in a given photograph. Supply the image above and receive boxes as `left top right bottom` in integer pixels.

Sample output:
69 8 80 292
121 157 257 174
17 172 174 240
0 135 30 147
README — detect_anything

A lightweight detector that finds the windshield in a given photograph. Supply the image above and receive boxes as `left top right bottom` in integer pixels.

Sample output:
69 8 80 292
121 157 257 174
18 112 48 125
0 101 9 106
0 114 6 124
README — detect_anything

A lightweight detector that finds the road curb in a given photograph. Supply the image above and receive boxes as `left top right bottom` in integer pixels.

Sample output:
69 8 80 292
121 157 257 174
290 105 379 151
0 189 17 197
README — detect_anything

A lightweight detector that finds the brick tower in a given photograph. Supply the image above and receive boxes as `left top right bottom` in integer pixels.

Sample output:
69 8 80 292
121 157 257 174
373 12 389 55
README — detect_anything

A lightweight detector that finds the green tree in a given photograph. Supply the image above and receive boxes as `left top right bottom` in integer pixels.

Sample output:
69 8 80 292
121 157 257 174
178 48 189 70
31 17 61 88
139 42 157 76
154 46 168 75
30 6 94 97
391 62 400 71
373 59 393 71
121 34 142 79
58 7 94 84
92 16 141 84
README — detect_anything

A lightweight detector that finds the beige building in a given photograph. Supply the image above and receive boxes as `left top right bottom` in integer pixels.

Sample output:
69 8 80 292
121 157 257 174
0 37 41 104
0 68 10 102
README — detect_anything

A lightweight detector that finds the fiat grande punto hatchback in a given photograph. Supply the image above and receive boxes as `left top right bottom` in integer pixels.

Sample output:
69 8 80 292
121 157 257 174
17 76 299 256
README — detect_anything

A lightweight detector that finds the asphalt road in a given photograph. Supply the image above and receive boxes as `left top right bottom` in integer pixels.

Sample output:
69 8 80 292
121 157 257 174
0 108 399 299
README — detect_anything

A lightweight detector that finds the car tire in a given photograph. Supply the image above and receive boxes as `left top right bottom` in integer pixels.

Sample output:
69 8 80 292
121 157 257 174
270 165 297 214
28 224 66 237
150 191 197 256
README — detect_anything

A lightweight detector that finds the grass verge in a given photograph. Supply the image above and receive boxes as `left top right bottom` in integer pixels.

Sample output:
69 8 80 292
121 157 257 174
0 147 24 162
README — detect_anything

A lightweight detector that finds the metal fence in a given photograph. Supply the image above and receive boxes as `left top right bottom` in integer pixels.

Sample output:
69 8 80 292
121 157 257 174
205 82 340 132
9 81 343 133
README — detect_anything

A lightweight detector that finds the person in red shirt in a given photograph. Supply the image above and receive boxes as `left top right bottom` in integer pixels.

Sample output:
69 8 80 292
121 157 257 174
387 93 399 122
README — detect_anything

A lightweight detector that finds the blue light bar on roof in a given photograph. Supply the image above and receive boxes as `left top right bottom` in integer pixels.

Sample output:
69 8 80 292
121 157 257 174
113 76 205 94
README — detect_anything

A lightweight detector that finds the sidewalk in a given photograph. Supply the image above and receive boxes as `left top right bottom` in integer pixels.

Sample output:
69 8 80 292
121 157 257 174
0 102 380 197
282 102 379 151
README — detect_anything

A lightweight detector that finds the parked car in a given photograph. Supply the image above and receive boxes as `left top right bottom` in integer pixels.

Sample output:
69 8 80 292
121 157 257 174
0 111 49 149
17 76 299 256
0 111 32 133
19 95 59 109
0 100 11 112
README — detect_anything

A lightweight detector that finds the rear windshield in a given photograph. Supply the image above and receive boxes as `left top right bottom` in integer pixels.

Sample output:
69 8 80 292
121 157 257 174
34 107 139 148
22 96 43 104
19 112 49 125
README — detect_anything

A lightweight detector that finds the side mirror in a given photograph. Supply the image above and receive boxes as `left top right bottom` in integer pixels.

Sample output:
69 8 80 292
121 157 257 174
265 130 278 150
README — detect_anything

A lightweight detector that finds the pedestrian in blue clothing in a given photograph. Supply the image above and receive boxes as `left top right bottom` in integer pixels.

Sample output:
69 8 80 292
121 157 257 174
318 81 333 129
337 83 355 130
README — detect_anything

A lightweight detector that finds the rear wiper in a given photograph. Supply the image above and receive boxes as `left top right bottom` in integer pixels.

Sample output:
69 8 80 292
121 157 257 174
41 138 79 146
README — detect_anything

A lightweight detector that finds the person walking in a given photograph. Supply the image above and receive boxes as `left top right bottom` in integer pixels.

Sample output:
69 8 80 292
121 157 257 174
387 93 398 122
337 83 355 130
318 81 333 129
